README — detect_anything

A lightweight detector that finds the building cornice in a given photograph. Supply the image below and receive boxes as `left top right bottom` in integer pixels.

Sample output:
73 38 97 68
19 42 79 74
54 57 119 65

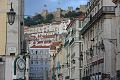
85 0 99 17
113 0 117 4
113 0 120 4
81 6 115 35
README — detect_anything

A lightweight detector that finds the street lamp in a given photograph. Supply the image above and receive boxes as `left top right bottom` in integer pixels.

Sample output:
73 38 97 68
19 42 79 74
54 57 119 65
7 2 16 25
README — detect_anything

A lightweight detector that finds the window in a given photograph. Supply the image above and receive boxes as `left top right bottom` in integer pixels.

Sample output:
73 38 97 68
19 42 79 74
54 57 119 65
119 28 120 44
36 56 38 59
101 0 103 6
71 66 75 75
36 51 38 54
31 61 33 64
98 3 100 10
90 29 92 40
84 69 86 76
88 31 90 41
90 65 92 74
45 58 48 64
30 56 33 59
45 67 48 70
30 67 33 71
37 67 39 71
95 7 96 14
41 67 43 71
40 58 43 64
35 61 38 64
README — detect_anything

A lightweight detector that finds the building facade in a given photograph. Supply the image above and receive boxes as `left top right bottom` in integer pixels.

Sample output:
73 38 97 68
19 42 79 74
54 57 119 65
81 0 116 80
112 0 120 79
55 45 64 80
41 10 48 18
63 16 84 80
54 8 62 21
0 1 7 80
0 0 24 80
24 20 70 47
0 0 7 56
79 5 87 13
29 47 50 80
51 38 65 80
24 19 70 80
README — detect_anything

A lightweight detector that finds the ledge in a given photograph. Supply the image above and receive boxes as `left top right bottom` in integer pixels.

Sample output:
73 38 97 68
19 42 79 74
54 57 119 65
81 6 115 35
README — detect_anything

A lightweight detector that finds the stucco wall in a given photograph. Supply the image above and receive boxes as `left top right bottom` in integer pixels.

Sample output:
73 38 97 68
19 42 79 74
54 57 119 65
0 0 7 55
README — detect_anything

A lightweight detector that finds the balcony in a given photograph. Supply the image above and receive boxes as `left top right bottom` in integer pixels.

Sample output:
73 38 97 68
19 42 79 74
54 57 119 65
86 0 99 16
81 6 115 35
64 40 69 47
65 31 70 38
65 76 70 79
69 38 74 45
69 37 82 45
74 37 80 42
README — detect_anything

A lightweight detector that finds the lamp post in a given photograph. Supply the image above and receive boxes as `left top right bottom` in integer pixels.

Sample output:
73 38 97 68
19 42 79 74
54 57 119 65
7 2 16 25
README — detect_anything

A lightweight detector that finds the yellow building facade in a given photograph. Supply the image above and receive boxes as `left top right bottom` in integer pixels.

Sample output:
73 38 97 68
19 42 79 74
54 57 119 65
0 0 7 55
0 0 25 80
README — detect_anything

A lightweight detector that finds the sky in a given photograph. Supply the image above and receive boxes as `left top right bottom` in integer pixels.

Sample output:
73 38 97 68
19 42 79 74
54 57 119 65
25 0 88 16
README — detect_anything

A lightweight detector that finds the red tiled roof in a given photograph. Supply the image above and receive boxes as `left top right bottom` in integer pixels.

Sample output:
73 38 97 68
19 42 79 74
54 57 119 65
30 45 56 50
38 41 43 44
52 42 61 46
31 45 50 48
30 41 62 50
42 35 55 38
50 45 56 50
76 14 85 20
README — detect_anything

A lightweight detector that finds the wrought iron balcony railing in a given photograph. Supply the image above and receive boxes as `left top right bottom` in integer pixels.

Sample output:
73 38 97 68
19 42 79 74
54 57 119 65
69 38 74 45
69 37 81 45
81 6 115 35
64 40 69 47
86 0 99 16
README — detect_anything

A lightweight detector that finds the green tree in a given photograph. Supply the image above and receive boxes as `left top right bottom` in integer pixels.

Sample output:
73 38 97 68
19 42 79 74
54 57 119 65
24 16 33 26
32 14 44 24
24 14 44 26
46 14 54 22
43 14 54 23
64 11 82 19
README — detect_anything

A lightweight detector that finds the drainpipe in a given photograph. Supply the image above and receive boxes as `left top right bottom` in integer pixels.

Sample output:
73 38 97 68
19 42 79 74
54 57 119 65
13 56 19 80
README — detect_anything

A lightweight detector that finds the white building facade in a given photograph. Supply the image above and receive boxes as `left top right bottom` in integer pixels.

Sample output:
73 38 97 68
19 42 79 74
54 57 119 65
24 20 70 47
112 0 120 79
29 47 50 80
81 0 116 80
63 17 84 80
